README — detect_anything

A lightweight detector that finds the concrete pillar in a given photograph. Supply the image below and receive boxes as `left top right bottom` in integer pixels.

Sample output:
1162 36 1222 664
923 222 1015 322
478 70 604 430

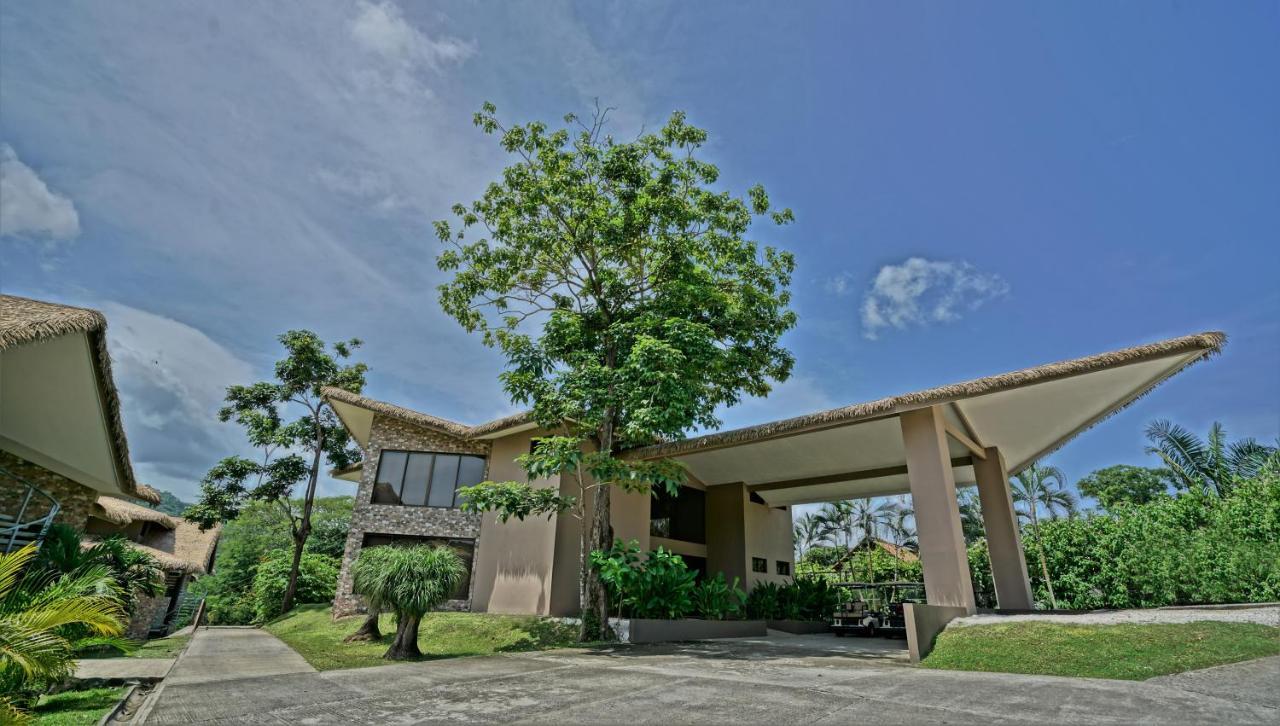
973 446 1034 610
900 407 976 612
706 482 748 586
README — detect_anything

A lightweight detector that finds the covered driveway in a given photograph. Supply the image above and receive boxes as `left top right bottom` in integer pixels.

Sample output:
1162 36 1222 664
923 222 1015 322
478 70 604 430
629 332 1224 614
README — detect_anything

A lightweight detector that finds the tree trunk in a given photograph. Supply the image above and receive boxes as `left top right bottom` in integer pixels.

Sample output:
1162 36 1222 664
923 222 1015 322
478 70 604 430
344 610 381 643
384 614 422 660
1030 510 1057 609
579 417 615 642
282 420 325 613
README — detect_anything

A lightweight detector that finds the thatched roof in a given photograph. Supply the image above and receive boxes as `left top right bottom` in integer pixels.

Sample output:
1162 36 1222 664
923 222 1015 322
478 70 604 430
322 386 533 440
133 484 163 505
82 519 220 575
0 294 140 499
628 331 1225 462
93 495 178 529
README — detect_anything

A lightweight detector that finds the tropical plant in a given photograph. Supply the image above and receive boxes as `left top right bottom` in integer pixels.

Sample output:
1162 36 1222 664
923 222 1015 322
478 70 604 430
691 573 746 620
350 545 466 660
1144 420 1276 497
1012 463 1077 608
744 581 782 620
589 538 643 621
345 545 398 642
956 489 985 545
34 525 165 615
884 499 916 581
792 512 825 559
437 103 798 639
1 544 128 720
1077 464 1173 509
814 498 898 582
251 552 340 622
589 541 699 619
186 331 367 615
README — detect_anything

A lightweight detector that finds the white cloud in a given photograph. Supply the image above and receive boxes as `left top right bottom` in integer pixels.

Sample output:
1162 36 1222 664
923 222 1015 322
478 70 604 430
351 0 474 95
823 272 854 297
0 144 80 242
860 257 1009 340
101 301 256 499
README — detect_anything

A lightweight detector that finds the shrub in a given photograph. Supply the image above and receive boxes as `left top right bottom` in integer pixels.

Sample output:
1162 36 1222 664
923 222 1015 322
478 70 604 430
358 545 466 660
692 573 746 620
746 579 838 621
744 581 782 620
590 540 696 619
252 553 340 622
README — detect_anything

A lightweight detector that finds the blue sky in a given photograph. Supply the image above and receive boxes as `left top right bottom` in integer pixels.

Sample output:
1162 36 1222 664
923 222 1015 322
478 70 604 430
2 1 1276 505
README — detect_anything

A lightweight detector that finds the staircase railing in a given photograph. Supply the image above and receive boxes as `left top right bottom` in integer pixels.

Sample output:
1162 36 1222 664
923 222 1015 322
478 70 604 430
0 465 61 554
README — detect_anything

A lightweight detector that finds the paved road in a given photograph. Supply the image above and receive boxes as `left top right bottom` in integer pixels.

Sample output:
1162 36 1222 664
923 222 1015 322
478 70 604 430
162 626 314 686
144 631 1279 725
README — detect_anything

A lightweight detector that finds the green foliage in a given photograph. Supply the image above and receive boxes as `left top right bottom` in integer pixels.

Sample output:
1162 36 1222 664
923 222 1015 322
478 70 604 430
151 490 190 516
589 540 697 619
435 104 798 636
691 573 746 620
1145 420 1276 496
252 553 340 622
30 686 126 726
35 525 165 616
743 579 840 621
191 497 352 624
1025 473 1280 609
1 545 127 718
1078 465 1173 509
967 539 997 609
796 547 922 585
360 546 465 620
186 330 366 615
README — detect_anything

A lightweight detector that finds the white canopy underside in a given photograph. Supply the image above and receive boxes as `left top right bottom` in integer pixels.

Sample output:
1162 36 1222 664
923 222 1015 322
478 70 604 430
673 351 1205 506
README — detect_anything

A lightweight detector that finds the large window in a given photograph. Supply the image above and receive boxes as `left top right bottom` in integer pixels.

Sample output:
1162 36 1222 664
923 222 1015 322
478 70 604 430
361 533 474 600
371 451 486 508
649 485 706 544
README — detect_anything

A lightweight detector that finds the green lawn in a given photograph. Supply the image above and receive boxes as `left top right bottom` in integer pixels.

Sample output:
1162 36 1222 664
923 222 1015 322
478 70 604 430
920 620 1280 680
263 604 581 671
32 688 125 726
80 633 190 660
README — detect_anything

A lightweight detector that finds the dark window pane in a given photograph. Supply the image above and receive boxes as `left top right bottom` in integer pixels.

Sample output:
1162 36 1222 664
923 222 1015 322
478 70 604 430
372 451 407 505
649 485 705 544
776 561 791 576
455 456 486 506
752 557 767 573
429 455 460 507
401 453 433 507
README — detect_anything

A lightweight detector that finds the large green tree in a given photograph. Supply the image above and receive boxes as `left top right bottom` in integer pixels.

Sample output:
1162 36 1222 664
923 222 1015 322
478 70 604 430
436 104 797 638
1144 420 1276 497
1077 464 1173 509
187 331 366 614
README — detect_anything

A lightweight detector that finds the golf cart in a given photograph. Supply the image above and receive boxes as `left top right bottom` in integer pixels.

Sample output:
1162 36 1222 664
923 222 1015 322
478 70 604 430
830 581 925 638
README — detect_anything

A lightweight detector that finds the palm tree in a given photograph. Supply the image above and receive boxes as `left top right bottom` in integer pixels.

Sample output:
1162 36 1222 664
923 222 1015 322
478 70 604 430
817 499 896 582
36 524 165 614
1 544 128 721
956 489 985 545
792 512 825 561
1145 420 1276 497
344 545 399 643
352 545 465 660
884 499 916 582
1012 463 1076 608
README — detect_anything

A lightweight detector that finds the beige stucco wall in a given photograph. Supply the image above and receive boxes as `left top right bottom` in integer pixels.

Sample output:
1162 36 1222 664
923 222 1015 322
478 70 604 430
744 499 795 587
470 429 563 615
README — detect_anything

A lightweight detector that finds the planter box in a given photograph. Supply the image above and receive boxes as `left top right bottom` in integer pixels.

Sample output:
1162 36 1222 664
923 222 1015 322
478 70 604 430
627 618 767 644
767 619 830 635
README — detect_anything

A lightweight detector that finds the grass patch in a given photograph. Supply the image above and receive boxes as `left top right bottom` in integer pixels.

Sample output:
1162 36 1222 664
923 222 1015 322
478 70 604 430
32 687 125 726
920 620 1280 680
79 633 190 660
263 604 581 671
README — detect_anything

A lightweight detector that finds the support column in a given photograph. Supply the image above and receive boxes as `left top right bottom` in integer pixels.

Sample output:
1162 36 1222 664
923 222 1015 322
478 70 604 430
900 407 976 612
973 446 1034 610
705 483 748 586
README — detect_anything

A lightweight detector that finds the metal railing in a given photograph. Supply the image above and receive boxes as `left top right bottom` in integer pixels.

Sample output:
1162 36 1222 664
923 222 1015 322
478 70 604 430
1 465 61 554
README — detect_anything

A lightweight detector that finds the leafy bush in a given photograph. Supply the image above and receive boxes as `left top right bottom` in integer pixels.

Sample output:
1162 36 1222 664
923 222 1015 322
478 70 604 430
745 581 781 619
252 553 341 622
692 573 746 620
589 540 696 619
191 497 352 624
1028 473 1280 609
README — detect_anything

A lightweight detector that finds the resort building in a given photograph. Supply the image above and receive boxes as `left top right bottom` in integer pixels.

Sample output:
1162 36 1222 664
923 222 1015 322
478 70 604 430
325 331 1223 619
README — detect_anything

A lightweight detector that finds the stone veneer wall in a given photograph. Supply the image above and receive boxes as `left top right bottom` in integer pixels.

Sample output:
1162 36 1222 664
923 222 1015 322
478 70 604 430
0 449 100 531
332 414 490 618
128 593 170 640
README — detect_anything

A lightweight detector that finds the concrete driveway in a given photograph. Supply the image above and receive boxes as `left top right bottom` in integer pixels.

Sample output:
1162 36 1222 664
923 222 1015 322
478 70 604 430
143 630 1279 725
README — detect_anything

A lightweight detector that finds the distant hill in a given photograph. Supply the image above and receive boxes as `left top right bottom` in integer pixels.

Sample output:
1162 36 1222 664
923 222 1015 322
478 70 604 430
153 489 191 516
